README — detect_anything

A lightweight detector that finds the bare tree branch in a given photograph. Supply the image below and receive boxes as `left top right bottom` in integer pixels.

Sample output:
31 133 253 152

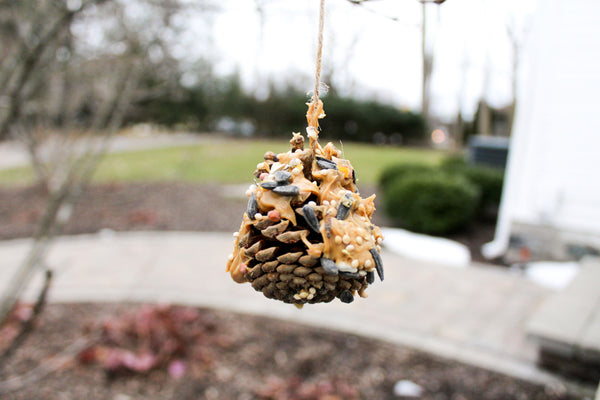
0 269 53 366
0 0 214 326
0 6 76 135
344 0 415 24
0 334 99 395
0 60 140 323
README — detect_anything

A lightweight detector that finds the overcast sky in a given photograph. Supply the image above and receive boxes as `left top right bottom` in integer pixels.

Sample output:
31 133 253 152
195 0 537 122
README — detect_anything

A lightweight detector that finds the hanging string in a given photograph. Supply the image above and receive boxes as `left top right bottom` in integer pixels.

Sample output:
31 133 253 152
313 0 325 102
307 0 326 147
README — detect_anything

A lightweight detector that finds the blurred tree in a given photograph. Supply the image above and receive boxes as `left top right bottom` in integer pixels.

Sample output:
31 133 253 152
344 0 443 133
421 2 434 133
0 0 217 324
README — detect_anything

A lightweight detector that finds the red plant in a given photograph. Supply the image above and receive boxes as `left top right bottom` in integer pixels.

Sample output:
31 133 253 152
78 304 225 377
255 376 360 400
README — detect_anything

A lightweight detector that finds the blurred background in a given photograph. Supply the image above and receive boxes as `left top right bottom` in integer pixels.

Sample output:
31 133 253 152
1 0 599 399
0 0 533 145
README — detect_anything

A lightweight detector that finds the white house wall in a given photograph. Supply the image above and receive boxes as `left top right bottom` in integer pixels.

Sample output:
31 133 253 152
484 0 600 258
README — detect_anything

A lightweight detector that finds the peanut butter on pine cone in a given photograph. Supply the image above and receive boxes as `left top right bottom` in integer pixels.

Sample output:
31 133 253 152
226 102 384 307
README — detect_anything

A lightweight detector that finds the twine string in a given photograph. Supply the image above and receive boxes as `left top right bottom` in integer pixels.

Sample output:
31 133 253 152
307 0 326 148
313 0 325 103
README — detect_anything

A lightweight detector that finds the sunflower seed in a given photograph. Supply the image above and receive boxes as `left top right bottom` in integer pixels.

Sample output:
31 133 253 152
301 204 320 233
320 258 338 275
340 290 354 303
367 271 375 284
260 181 278 189
273 170 292 185
246 192 258 219
370 248 384 281
273 185 300 196
316 156 338 170
339 271 360 279
336 192 354 220
324 219 332 239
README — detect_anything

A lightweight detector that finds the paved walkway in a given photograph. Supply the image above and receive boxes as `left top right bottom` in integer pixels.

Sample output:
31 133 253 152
0 231 572 387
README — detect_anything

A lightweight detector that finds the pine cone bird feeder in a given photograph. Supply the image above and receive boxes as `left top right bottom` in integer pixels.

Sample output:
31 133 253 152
226 100 384 307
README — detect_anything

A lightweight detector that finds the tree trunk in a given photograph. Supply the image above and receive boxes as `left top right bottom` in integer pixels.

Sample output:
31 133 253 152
421 3 432 133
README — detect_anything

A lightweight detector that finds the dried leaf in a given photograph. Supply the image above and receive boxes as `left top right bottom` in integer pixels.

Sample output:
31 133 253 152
79 304 223 376
168 359 186 379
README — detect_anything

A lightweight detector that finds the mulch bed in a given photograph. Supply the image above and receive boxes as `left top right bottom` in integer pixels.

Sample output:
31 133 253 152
1 182 579 399
0 303 580 400
0 181 496 263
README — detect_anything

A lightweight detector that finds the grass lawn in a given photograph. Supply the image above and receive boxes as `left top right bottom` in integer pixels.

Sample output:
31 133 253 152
0 138 445 186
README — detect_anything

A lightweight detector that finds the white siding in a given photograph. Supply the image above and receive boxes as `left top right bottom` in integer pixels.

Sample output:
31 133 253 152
485 0 600 257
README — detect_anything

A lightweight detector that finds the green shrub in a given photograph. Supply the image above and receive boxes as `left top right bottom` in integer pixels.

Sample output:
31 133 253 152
439 153 467 172
383 172 480 235
319 96 425 144
461 166 504 211
378 163 436 189
440 154 505 212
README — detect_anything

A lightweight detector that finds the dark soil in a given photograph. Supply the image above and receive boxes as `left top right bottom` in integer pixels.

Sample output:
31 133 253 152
0 303 580 400
0 182 496 263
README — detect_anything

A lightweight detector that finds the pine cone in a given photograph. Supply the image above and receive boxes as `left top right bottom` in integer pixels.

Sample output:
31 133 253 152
226 133 384 306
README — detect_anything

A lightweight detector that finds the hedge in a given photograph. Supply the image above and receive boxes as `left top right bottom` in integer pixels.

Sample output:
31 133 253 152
382 172 480 235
